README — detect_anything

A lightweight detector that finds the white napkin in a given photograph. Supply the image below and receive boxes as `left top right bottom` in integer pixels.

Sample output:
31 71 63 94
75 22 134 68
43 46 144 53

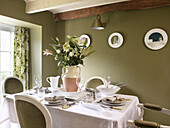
81 103 113 118
81 103 102 112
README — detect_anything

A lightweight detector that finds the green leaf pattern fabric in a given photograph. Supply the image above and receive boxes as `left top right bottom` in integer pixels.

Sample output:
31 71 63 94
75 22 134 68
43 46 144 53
13 26 29 90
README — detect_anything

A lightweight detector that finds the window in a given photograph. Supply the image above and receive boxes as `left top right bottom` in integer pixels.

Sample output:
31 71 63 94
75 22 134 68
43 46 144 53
0 24 14 106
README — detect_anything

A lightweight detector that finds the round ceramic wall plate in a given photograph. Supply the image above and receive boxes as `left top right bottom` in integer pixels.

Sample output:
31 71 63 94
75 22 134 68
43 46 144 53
80 34 91 48
108 32 123 48
144 28 168 50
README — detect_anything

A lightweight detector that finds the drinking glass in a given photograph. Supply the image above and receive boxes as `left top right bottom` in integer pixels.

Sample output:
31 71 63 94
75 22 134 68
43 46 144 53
85 93 93 103
76 77 85 92
34 75 42 89
38 88 45 98
104 76 111 85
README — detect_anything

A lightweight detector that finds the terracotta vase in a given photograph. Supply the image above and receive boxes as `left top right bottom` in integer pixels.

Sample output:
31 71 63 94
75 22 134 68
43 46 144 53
62 66 81 92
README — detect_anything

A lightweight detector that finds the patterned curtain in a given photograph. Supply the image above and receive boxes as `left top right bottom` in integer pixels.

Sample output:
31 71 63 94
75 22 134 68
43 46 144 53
13 26 30 90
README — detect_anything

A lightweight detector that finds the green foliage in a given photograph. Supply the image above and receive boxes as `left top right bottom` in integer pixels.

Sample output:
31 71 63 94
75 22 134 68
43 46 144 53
43 35 95 70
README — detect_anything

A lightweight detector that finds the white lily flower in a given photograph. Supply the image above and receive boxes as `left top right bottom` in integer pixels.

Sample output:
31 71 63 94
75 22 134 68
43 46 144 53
43 49 53 56
63 41 70 52
64 55 70 60
56 49 61 54
73 37 81 45
64 47 70 52
69 51 74 57
55 55 58 60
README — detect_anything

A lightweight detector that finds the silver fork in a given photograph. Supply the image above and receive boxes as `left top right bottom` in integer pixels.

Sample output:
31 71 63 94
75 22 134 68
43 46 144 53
100 105 122 110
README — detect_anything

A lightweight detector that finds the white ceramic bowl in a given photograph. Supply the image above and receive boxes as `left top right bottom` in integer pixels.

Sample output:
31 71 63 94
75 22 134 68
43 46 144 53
96 85 120 96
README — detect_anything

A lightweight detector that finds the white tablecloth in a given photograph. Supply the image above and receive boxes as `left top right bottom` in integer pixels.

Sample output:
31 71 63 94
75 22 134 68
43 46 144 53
0 93 141 128
47 94 141 128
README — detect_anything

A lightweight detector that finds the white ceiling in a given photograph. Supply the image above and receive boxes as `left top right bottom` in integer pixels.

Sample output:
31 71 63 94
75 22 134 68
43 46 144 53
23 0 130 14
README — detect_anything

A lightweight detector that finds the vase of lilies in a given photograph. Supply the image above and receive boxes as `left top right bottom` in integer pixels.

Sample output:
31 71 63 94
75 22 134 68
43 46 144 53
43 35 95 92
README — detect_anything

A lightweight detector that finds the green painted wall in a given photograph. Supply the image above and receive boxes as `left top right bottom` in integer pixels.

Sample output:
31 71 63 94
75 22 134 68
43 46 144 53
1 0 170 124
55 6 170 124
0 0 59 87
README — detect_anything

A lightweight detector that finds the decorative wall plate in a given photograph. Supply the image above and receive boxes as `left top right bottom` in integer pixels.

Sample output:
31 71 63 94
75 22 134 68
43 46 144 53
108 32 123 48
80 34 91 48
144 28 168 50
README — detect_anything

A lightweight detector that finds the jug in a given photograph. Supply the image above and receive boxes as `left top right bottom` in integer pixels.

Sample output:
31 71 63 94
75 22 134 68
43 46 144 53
46 76 60 90
62 66 81 92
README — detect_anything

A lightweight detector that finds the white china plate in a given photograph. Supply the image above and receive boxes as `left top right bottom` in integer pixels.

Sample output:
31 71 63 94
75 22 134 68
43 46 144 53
102 101 125 106
144 28 168 50
101 98 126 106
57 88 88 100
44 96 65 101
43 99 67 106
58 88 80 95
108 32 123 48
80 34 91 48
47 100 62 104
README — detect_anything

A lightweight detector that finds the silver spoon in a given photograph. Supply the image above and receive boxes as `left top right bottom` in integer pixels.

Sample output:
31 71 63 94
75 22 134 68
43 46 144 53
119 84 128 88
115 82 124 86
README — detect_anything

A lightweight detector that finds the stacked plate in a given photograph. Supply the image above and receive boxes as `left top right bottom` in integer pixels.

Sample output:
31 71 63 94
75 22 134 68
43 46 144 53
43 96 66 106
101 97 125 106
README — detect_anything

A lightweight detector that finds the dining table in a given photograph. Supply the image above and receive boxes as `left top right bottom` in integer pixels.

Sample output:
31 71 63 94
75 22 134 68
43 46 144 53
0 88 141 128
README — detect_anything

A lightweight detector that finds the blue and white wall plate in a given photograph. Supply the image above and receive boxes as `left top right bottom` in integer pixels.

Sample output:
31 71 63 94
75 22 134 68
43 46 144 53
144 28 168 50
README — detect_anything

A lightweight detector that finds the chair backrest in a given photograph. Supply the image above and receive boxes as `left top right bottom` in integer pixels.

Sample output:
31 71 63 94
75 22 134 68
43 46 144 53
85 76 106 89
15 95 52 128
3 76 24 95
127 103 170 128
127 120 169 128
127 120 170 128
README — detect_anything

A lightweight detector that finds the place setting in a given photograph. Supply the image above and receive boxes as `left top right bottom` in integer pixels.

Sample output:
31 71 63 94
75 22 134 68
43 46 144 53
95 96 132 111
102 97 126 106
40 94 80 110
42 96 66 106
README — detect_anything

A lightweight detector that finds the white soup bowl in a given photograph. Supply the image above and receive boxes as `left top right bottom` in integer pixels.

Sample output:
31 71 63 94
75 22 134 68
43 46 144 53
96 85 120 96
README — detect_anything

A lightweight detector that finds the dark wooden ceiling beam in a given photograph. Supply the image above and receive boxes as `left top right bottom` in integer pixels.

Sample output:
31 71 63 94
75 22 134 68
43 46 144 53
54 0 170 21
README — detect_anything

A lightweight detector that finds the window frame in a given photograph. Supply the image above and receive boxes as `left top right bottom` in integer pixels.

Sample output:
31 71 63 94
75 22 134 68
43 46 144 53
0 30 14 74
0 28 14 106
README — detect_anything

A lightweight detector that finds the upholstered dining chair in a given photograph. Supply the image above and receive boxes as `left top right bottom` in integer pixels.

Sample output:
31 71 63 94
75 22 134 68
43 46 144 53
3 76 24 96
85 76 107 89
127 103 170 128
15 95 52 128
